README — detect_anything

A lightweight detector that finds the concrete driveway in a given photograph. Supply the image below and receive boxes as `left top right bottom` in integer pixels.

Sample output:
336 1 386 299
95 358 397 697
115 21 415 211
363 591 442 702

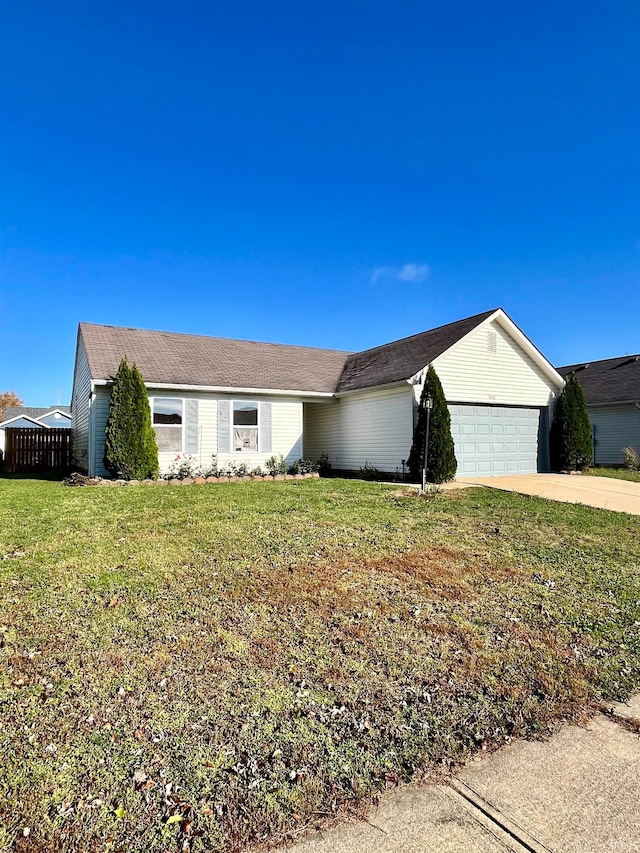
454 473 640 515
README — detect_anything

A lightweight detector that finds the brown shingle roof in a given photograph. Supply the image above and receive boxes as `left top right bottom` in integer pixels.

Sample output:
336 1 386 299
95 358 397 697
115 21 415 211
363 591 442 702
337 309 497 392
557 355 640 405
79 309 498 395
79 323 351 393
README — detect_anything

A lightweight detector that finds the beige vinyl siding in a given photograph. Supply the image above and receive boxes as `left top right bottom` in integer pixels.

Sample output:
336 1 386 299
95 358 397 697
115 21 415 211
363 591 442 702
91 388 303 477
590 404 640 465
71 336 92 473
303 401 341 466
431 319 558 407
304 385 413 474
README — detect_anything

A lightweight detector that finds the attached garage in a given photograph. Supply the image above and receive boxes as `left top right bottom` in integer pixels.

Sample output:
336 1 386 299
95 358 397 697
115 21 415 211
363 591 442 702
449 404 546 476
302 309 564 478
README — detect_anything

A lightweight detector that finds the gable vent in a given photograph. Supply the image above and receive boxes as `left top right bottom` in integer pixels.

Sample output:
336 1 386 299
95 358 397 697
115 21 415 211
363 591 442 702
487 330 497 354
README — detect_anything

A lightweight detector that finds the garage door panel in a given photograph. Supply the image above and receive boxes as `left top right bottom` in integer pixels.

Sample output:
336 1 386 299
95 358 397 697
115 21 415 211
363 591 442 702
450 404 541 477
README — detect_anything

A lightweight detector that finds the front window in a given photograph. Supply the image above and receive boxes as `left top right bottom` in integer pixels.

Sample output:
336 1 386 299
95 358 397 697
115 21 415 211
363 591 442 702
153 398 183 452
233 402 258 452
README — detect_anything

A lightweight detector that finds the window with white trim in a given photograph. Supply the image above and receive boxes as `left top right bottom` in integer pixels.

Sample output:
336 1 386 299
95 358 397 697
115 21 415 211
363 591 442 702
233 401 258 452
152 398 183 453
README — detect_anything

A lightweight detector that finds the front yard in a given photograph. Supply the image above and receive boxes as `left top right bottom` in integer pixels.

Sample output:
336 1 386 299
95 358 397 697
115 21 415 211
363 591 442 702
1 478 639 852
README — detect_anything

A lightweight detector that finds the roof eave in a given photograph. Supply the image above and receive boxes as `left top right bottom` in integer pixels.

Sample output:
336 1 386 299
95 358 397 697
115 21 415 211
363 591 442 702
334 379 411 398
586 399 640 408
91 379 336 399
426 308 564 390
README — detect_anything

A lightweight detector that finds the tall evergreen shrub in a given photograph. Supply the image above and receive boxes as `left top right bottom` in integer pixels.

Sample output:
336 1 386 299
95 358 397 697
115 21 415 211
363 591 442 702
103 358 159 479
407 364 457 483
549 372 592 472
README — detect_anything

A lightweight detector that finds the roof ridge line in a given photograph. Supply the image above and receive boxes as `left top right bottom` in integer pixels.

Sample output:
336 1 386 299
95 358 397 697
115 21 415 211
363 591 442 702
79 322 353 356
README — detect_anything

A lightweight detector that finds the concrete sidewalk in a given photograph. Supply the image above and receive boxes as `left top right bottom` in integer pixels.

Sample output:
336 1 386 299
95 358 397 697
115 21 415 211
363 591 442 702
284 697 640 853
454 473 640 515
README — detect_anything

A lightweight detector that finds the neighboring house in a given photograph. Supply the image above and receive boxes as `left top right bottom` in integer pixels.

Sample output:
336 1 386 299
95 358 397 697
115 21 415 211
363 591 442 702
71 308 564 479
0 407 71 454
557 355 640 465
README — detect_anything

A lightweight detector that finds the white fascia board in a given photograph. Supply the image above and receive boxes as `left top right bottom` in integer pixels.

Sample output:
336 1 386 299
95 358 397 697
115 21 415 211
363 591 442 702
0 415 50 428
91 379 335 400
36 409 72 422
587 400 640 408
334 379 411 398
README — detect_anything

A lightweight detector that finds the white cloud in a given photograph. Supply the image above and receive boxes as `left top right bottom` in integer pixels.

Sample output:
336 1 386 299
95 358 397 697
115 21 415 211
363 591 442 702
371 263 430 284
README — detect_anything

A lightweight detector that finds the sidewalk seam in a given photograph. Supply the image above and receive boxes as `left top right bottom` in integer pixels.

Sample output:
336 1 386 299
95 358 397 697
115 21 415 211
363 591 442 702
449 778 553 853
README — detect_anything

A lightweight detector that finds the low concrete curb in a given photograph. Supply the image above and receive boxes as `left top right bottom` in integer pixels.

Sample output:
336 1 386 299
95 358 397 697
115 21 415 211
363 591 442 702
285 698 640 853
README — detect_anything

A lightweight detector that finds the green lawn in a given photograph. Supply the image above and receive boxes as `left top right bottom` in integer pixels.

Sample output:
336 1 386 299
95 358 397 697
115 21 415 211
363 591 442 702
588 467 640 483
1 478 639 852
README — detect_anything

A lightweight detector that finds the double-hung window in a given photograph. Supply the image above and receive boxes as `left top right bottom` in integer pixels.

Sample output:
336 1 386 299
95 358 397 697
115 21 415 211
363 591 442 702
152 398 183 453
233 402 258 452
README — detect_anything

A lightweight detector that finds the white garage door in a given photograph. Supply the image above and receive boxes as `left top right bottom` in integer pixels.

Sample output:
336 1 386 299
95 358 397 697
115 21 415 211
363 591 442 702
449 405 541 476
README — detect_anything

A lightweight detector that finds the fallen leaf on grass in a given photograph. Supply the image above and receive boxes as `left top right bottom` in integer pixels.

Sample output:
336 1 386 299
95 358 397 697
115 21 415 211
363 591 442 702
133 769 148 789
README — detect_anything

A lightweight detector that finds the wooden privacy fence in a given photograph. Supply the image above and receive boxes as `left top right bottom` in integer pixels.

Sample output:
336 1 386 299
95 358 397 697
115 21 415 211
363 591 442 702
3 428 72 473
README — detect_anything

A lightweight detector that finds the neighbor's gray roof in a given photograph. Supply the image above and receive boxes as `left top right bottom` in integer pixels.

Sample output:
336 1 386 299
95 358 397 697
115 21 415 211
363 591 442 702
78 309 498 395
4 406 71 420
558 355 640 405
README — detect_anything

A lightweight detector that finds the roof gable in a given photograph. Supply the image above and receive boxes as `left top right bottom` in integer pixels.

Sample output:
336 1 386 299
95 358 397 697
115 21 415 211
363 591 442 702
36 410 73 426
0 414 48 429
558 355 640 405
335 309 498 393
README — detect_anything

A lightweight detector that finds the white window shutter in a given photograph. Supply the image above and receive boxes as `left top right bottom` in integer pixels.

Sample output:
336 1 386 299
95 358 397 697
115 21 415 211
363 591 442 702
259 402 272 453
217 400 230 452
185 400 198 453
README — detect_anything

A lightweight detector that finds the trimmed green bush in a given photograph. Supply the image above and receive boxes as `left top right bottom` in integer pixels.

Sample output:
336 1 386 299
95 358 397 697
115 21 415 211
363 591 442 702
549 372 592 472
265 454 288 476
103 358 159 480
408 365 457 483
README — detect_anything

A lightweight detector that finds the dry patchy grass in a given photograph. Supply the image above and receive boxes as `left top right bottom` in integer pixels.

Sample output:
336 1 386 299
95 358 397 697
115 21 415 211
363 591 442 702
0 478 639 852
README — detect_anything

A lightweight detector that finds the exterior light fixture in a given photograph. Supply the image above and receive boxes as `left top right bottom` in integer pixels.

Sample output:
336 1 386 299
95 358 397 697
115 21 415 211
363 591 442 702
421 395 433 493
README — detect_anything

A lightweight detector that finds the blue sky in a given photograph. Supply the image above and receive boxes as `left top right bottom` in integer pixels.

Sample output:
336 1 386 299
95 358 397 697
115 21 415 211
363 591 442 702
1 1 638 405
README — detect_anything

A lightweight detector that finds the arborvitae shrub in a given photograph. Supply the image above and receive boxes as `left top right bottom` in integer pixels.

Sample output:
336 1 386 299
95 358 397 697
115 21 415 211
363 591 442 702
549 372 592 472
407 364 457 483
103 358 159 480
